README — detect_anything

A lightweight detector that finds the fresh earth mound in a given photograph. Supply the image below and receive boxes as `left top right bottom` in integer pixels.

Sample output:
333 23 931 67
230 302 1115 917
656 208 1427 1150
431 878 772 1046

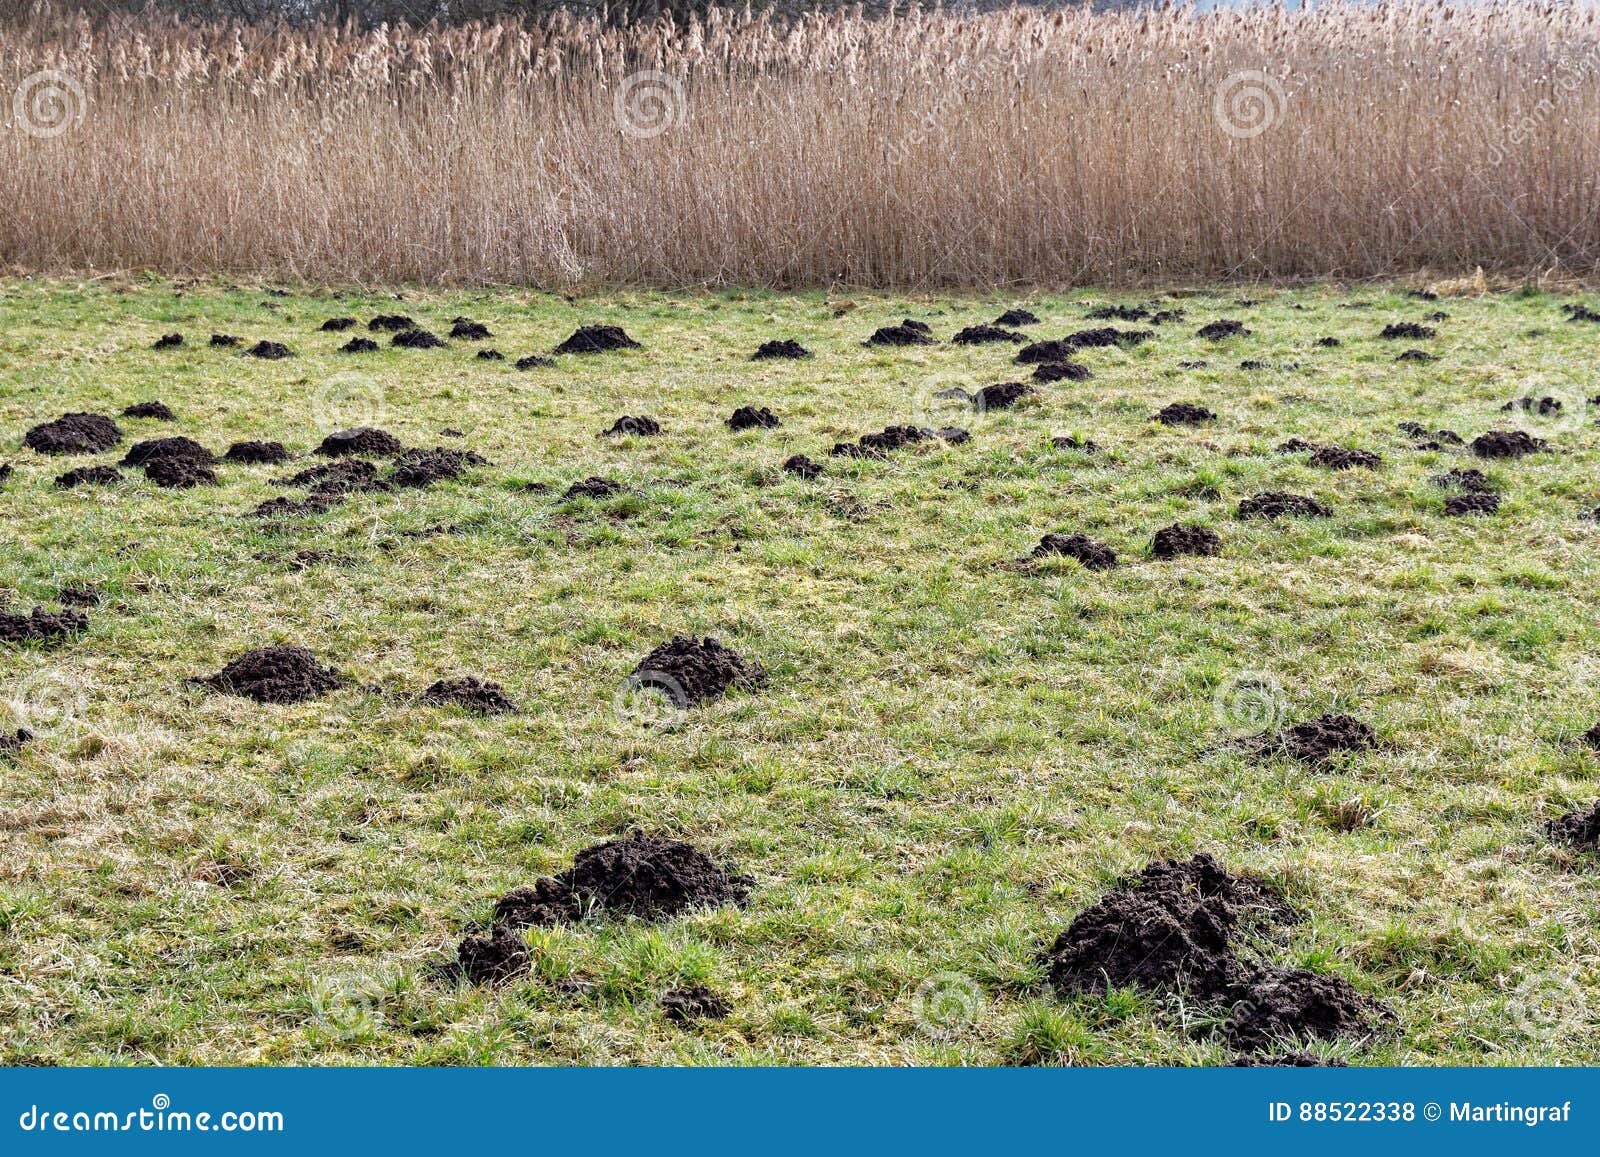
751 339 812 360
1154 403 1216 426
122 401 176 420
1471 430 1547 459
1032 361 1092 383
1030 533 1117 570
278 459 383 495
975 382 1035 410
245 340 293 359
952 324 1026 345
387 447 486 488
490 833 754 929
143 456 218 488
514 354 554 370
1431 468 1492 492
319 317 357 332
603 416 663 437
994 308 1040 326
392 328 446 349
368 314 416 331
121 436 216 469
198 646 343 704
1040 854 1384 1048
630 636 765 705
317 427 404 457
1380 322 1436 340
54 465 122 488
224 440 292 464
1546 802 1600 851
1151 524 1222 558
1308 446 1382 470
0 607 88 645
562 476 624 499
783 454 823 479
554 325 641 354
24 413 123 454
1197 319 1250 340
661 985 731 1024
1265 713 1377 763
726 405 781 430
420 676 518 714
1238 492 1331 519
449 319 492 341
340 337 379 353
1444 493 1500 516
865 323 934 347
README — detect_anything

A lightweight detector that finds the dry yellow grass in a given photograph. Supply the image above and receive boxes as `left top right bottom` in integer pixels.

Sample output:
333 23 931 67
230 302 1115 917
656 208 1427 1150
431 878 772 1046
2 2 1599 288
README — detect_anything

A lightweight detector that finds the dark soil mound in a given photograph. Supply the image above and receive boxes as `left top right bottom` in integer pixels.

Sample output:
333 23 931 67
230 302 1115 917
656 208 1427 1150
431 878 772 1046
1546 801 1600 850
210 333 241 347
662 985 730 1024
198 645 342 704
726 406 781 431
834 424 950 457
0 607 88 645
491 832 753 928
1276 438 1319 453
1444 493 1500 516
1087 304 1151 322
144 456 218 488
387 447 486 488
24 413 123 455
994 309 1040 327
1238 491 1331 519
752 339 811 360
449 319 492 341
1032 361 1092 383
249 494 341 518
1229 1053 1348 1068
1066 326 1153 350
152 333 183 349
783 454 823 479
1307 446 1382 470
1051 435 1100 453
454 929 529 984
975 381 1035 411
1041 854 1293 999
0 463 10 484
279 458 383 495
340 337 379 354
1380 322 1436 340
1152 524 1221 559
563 476 624 500
1154 403 1216 426
225 440 291 465
1431 468 1492 492
392 328 446 350
122 401 176 420
368 314 416 332
1563 304 1600 323
319 317 358 332
1224 968 1386 1050
603 415 662 438
631 636 765 705
245 341 293 360
317 427 404 457
1395 349 1436 364
1502 395 1561 416
1471 430 1547 459
1197 319 1250 340
1040 854 1383 1048
1314 336 1342 348
1151 309 1186 325
952 324 1026 345
477 349 505 361
1269 713 1376 763
1030 533 1117 570
1015 339 1077 364
865 323 934 347
420 676 518 714
0 728 32 754
554 325 641 354
57 585 101 608
122 436 217 469
514 354 554 370
55 465 122 488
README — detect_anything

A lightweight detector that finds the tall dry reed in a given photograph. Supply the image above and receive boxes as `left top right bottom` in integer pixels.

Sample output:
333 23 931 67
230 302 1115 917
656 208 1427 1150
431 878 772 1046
1 2 1598 288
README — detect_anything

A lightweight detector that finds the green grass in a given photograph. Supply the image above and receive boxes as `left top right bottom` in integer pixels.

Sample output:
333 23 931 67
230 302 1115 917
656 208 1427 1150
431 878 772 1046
1 276 1598 1066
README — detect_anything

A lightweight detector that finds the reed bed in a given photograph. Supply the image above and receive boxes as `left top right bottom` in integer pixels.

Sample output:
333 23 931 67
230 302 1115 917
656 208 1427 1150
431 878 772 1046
2 2 1598 288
